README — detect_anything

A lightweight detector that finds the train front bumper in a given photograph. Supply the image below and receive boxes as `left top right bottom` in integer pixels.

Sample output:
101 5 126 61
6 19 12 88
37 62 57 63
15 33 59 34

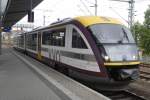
104 61 140 81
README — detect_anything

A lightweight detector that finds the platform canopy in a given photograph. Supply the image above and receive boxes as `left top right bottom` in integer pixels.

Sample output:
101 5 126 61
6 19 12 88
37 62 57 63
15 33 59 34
1 0 43 27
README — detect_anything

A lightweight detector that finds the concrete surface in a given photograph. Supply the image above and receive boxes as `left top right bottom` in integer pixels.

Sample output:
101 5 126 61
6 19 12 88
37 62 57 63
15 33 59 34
0 48 61 100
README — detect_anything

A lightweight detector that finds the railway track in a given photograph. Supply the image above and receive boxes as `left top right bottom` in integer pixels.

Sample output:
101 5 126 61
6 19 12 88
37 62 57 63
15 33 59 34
140 63 150 80
140 63 150 68
140 71 150 80
100 90 146 100
140 63 150 81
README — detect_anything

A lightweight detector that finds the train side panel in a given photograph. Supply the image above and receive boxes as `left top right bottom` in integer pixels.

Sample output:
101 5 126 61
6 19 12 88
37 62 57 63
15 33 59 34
40 24 100 72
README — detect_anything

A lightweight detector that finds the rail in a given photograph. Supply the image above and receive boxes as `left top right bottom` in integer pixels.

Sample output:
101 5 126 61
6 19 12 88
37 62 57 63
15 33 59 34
99 90 146 100
140 63 150 81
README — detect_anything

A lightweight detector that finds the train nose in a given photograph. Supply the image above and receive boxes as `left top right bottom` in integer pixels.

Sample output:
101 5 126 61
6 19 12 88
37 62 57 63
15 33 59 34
119 68 139 80
110 68 139 81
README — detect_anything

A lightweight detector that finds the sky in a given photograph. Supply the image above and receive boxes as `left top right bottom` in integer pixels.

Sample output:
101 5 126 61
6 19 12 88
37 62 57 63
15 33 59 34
16 0 150 27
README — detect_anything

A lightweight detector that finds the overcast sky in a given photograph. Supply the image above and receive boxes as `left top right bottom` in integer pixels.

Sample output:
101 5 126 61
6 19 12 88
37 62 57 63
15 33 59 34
17 0 150 27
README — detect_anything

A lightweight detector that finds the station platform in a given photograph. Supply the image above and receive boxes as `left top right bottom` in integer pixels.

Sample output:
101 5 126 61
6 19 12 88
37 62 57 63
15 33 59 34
0 47 62 100
0 47 109 100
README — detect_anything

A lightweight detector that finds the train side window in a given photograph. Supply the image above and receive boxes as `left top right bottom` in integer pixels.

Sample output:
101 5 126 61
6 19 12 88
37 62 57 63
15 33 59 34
26 33 37 51
42 29 65 47
18 35 24 48
32 34 37 49
52 29 65 47
72 29 87 49
42 31 51 45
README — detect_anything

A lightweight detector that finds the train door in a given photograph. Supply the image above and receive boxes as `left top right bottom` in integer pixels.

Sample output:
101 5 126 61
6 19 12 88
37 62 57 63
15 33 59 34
37 32 42 60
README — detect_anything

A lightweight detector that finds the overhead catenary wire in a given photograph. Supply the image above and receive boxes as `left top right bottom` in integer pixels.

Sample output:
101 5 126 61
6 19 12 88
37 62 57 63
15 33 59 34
135 0 149 3
84 0 98 16
34 9 53 12
79 0 93 15
77 5 88 15
109 6 129 24
109 0 135 29
33 0 66 26
47 0 65 10
84 0 95 4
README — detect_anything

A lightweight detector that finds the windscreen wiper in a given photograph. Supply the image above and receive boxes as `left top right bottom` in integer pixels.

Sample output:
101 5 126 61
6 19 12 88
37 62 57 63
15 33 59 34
117 28 129 44
122 28 129 42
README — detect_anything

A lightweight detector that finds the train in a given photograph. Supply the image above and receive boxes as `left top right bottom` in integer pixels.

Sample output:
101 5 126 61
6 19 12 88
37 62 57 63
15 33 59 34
13 16 140 90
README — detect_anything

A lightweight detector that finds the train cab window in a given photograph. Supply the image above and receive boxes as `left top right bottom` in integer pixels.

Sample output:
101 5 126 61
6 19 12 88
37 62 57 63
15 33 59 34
72 29 87 49
52 30 65 46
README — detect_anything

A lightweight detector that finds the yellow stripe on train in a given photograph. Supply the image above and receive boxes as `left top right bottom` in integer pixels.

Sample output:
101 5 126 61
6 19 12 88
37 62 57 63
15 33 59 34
104 61 140 66
75 16 122 27
37 52 42 60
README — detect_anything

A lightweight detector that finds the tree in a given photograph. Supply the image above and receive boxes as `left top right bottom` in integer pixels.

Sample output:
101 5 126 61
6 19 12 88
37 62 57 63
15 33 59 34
144 5 150 28
139 26 150 54
132 5 150 55
131 21 142 45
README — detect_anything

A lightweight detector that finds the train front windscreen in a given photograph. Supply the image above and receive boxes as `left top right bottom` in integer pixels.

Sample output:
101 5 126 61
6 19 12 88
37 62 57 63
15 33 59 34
89 24 139 61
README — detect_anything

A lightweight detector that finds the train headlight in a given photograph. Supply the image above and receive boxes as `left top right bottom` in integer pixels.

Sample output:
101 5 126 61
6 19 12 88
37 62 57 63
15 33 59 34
104 56 110 61
133 55 136 59
133 55 137 60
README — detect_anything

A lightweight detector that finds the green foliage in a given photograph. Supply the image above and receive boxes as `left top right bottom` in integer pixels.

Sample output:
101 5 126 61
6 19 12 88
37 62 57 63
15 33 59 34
131 21 142 44
132 5 150 55
139 27 150 54
144 5 150 28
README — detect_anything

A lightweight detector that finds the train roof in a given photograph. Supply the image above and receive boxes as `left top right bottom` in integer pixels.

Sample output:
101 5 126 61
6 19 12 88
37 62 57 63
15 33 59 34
74 16 122 27
22 16 123 34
